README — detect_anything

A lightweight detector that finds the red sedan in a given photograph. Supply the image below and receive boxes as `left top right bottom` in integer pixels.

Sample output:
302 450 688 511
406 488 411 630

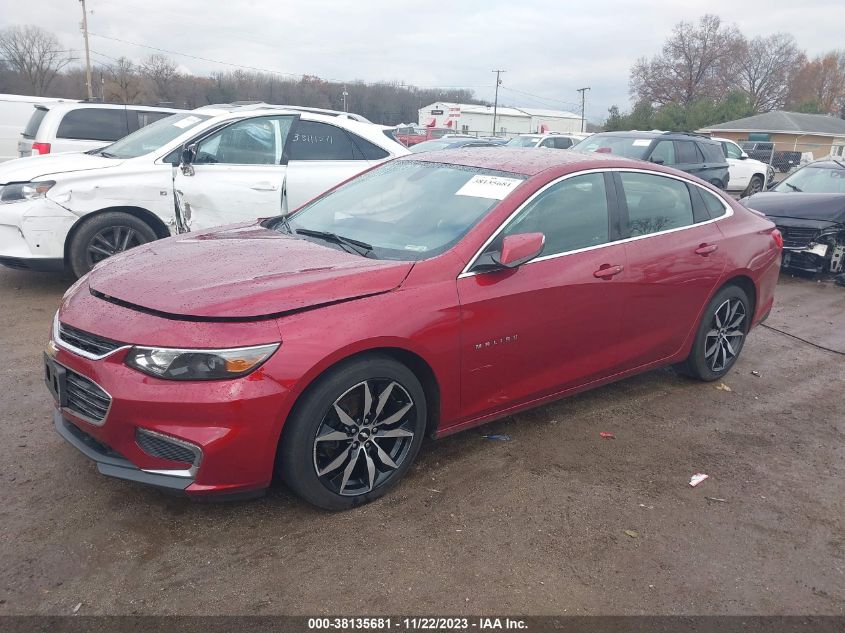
45 149 782 509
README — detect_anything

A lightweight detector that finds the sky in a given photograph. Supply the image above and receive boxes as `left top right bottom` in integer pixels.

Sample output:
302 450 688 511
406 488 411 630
2 0 844 123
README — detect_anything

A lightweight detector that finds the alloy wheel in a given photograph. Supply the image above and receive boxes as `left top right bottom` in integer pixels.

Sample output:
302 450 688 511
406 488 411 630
704 298 746 372
313 379 416 496
86 225 147 268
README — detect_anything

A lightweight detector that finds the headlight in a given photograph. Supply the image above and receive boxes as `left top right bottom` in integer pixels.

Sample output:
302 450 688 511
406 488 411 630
0 180 55 203
125 343 279 381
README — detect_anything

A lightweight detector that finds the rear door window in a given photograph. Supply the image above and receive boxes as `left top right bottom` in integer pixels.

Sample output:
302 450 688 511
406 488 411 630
288 120 356 160
56 108 130 141
619 172 695 237
675 141 704 164
698 187 729 219
554 137 573 149
698 142 725 163
649 140 675 165
23 107 48 138
348 132 389 160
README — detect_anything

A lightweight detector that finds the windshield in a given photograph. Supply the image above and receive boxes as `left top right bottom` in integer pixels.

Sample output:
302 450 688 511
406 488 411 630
281 160 526 261
573 134 652 159
96 112 211 159
506 136 541 147
773 164 845 194
410 140 458 153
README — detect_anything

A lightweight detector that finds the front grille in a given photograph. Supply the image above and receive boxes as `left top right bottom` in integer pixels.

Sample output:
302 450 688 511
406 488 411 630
777 225 819 248
58 323 124 357
65 369 111 425
135 429 199 465
64 419 124 459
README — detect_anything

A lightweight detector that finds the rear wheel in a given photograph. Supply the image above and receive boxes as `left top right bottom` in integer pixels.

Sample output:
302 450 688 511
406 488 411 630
743 175 764 197
68 212 158 277
679 285 750 381
278 355 427 510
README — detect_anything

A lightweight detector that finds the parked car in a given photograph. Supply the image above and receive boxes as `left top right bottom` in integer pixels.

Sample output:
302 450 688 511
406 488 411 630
740 141 801 173
506 132 582 149
741 159 845 274
46 148 782 509
409 137 498 152
712 136 772 196
394 126 451 147
0 94 79 162
0 104 409 276
574 131 731 189
19 102 182 158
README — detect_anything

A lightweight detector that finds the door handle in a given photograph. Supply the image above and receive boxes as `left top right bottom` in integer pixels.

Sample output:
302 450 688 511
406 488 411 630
250 182 279 191
695 243 719 256
593 264 624 279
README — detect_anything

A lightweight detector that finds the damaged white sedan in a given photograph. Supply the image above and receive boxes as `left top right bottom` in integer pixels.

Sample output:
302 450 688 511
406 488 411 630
0 104 407 276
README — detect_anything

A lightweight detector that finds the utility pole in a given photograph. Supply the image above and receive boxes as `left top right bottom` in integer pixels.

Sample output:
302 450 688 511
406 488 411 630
342 85 348 112
576 86 590 133
79 0 93 100
491 70 505 136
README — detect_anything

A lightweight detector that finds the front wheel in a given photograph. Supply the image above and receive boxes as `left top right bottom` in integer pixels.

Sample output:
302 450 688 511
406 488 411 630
278 355 427 510
679 285 750 381
68 211 158 277
743 175 764 197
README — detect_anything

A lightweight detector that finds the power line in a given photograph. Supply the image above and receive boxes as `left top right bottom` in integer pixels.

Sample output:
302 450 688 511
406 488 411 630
499 85 580 110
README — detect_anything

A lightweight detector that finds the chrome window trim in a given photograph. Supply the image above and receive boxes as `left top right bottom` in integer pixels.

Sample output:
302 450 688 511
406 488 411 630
51 357 114 427
53 313 130 361
458 167 733 279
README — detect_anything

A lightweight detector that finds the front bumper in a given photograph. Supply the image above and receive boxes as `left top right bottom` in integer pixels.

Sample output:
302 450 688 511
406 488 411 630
0 196 78 263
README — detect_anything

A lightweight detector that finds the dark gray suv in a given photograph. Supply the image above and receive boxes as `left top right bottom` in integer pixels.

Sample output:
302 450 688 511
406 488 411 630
574 131 730 189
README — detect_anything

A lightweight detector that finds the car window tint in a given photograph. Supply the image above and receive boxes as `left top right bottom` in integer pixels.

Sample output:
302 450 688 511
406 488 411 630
722 141 743 159
620 172 694 236
649 140 675 164
288 120 355 160
699 187 728 218
498 173 609 256
554 137 573 149
195 116 293 165
675 141 703 164
23 107 48 138
348 132 389 160
135 110 173 128
699 142 725 163
56 108 130 141
540 138 555 148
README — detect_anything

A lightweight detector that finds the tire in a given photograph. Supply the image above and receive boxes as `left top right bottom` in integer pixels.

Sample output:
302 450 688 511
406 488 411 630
743 175 764 197
678 284 751 381
68 211 158 278
277 355 427 511
710 178 727 190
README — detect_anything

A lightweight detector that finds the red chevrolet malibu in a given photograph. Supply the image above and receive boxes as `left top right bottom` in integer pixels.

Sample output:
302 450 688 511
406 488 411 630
45 149 782 509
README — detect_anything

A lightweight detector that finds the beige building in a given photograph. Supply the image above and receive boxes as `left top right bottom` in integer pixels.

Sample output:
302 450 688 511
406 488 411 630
698 111 845 160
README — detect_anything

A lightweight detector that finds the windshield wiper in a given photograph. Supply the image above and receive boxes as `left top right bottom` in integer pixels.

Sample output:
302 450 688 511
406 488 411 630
276 214 293 234
785 183 802 192
294 228 375 258
97 150 118 158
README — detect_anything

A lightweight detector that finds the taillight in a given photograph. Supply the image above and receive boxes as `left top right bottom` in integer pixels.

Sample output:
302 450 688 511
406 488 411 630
31 142 51 155
771 228 783 250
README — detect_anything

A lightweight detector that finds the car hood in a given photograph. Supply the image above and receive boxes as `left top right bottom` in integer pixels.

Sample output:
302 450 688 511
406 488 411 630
86 223 415 320
741 191 845 224
0 152 123 183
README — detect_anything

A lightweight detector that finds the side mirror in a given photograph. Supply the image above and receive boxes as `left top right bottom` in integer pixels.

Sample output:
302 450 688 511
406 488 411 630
766 180 777 190
740 152 749 160
650 157 665 165
180 144 197 176
492 232 545 269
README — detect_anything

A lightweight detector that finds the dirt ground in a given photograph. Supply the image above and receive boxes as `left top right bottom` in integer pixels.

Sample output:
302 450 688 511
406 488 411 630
0 268 842 616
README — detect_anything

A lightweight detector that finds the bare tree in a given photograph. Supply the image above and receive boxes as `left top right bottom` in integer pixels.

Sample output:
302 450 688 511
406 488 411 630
734 34 804 112
140 53 178 101
0 25 73 95
105 56 141 103
786 51 845 114
630 14 741 106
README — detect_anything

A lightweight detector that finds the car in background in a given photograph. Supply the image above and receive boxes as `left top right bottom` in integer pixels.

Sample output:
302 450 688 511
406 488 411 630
0 94 80 162
740 159 845 274
19 102 182 158
740 141 801 173
574 131 730 189
394 125 452 147
46 147 781 509
409 137 498 153
0 104 409 276
506 132 582 150
712 136 772 196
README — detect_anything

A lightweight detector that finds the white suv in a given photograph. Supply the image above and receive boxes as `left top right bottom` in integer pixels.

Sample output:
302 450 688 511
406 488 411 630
0 104 409 276
712 136 772 196
505 132 585 149
19 102 182 158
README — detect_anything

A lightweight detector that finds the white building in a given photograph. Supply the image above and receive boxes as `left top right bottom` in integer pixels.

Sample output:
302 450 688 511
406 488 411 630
418 102 582 136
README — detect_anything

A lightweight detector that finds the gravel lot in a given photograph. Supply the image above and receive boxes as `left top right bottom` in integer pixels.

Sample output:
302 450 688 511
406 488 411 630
0 268 842 615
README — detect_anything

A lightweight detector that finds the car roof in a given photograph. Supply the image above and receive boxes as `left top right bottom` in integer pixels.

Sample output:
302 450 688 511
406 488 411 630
405 147 646 176
35 102 182 114
593 130 719 143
